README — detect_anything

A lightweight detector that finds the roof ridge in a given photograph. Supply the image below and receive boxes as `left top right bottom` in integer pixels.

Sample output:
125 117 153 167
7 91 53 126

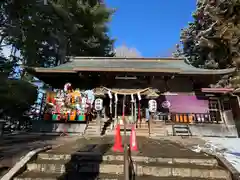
70 56 184 61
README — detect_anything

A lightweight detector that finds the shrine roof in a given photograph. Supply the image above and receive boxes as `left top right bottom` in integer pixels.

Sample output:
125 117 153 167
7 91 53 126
25 57 235 75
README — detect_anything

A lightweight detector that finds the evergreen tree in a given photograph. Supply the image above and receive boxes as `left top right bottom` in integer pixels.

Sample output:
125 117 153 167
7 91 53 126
180 0 240 88
0 0 115 67
181 0 240 69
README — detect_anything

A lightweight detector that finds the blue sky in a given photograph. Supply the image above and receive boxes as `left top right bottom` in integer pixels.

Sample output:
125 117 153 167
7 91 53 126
105 0 196 57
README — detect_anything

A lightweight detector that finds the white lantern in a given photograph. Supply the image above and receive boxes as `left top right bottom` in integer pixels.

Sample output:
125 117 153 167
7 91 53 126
94 98 103 111
148 99 157 113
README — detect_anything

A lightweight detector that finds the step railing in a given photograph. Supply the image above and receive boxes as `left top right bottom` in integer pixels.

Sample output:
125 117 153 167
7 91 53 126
127 144 135 180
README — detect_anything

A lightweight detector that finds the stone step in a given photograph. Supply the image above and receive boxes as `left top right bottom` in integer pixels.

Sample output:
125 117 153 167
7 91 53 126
85 129 99 132
136 133 150 137
26 159 229 178
173 129 191 136
85 128 99 131
14 171 229 180
86 126 99 128
151 127 166 130
150 133 166 137
38 153 219 166
136 129 149 132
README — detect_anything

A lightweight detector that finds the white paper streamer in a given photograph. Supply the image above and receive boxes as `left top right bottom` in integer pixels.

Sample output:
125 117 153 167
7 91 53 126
137 92 141 101
131 94 134 102
114 93 118 102
108 90 112 99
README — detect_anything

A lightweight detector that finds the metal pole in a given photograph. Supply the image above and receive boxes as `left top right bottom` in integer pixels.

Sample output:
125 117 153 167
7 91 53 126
123 95 129 180
97 112 101 134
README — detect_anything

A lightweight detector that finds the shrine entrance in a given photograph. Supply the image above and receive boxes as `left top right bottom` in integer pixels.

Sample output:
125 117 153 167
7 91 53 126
98 87 158 125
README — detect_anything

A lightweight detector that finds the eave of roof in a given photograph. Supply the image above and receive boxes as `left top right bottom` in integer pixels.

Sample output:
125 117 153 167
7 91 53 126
25 57 236 75
201 88 234 94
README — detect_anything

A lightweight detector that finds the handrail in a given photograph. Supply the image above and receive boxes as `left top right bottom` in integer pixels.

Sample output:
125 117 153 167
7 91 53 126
122 95 129 180
127 145 135 180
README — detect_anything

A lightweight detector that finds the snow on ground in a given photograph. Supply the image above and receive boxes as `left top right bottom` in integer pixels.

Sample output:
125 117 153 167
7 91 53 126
191 137 240 172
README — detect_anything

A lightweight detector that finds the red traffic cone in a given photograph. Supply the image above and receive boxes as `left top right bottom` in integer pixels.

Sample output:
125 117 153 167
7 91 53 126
112 124 123 152
130 125 138 152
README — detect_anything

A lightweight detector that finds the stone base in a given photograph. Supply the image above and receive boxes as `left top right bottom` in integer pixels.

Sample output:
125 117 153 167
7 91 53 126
189 124 238 137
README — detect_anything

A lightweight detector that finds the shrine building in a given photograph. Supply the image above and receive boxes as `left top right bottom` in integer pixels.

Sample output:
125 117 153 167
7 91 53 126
25 57 240 137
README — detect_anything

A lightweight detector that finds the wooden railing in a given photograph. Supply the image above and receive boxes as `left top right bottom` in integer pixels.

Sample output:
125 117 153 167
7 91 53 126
157 113 221 124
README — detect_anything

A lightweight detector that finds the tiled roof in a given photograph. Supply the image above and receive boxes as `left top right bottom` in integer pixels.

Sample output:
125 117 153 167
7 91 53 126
26 57 235 75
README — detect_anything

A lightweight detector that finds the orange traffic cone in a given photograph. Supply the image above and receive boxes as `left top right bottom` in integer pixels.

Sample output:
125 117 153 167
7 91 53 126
112 124 123 152
130 125 138 152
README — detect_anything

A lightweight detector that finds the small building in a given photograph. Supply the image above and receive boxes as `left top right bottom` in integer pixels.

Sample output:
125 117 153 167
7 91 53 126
26 57 239 136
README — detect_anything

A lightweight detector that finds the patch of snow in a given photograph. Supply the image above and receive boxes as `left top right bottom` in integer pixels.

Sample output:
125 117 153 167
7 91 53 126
191 137 240 172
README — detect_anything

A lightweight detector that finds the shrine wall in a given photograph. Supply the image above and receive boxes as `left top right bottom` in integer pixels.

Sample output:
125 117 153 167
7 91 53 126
167 77 193 92
156 95 209 114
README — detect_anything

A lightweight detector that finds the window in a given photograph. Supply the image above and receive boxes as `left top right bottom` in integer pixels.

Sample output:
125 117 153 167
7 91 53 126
209 99 218 110
222 101 231 111
208 98 221 123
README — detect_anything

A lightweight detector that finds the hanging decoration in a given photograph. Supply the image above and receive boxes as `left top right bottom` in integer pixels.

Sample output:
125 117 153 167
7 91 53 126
131 94 134 102
101 86 158 125
114 93 118 103
108 90 113 114
43 83 93 122
137 92 141 101
108 90 113 99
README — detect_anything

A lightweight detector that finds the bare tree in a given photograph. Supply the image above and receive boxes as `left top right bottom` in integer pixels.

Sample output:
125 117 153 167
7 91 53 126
115 45 142 58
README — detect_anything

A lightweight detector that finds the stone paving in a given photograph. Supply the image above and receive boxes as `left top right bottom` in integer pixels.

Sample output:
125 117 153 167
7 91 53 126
2 135 233 179
48 136 210 159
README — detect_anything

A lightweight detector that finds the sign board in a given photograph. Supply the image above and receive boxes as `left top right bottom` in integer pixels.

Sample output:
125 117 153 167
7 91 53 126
162 101 171 109
94 98 103 111
148 99 157 113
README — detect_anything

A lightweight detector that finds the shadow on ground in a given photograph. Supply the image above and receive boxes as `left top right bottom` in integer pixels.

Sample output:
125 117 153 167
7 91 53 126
59 143 111 180
0 134 63 177
58 138 136 180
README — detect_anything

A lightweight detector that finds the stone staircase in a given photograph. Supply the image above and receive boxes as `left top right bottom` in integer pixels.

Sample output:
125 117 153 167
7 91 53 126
84 119 115 137
149 120 167 137
84 121 101 137
136 122 149 137
173 124 192 136
13 143 231 180
135 120 167 137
